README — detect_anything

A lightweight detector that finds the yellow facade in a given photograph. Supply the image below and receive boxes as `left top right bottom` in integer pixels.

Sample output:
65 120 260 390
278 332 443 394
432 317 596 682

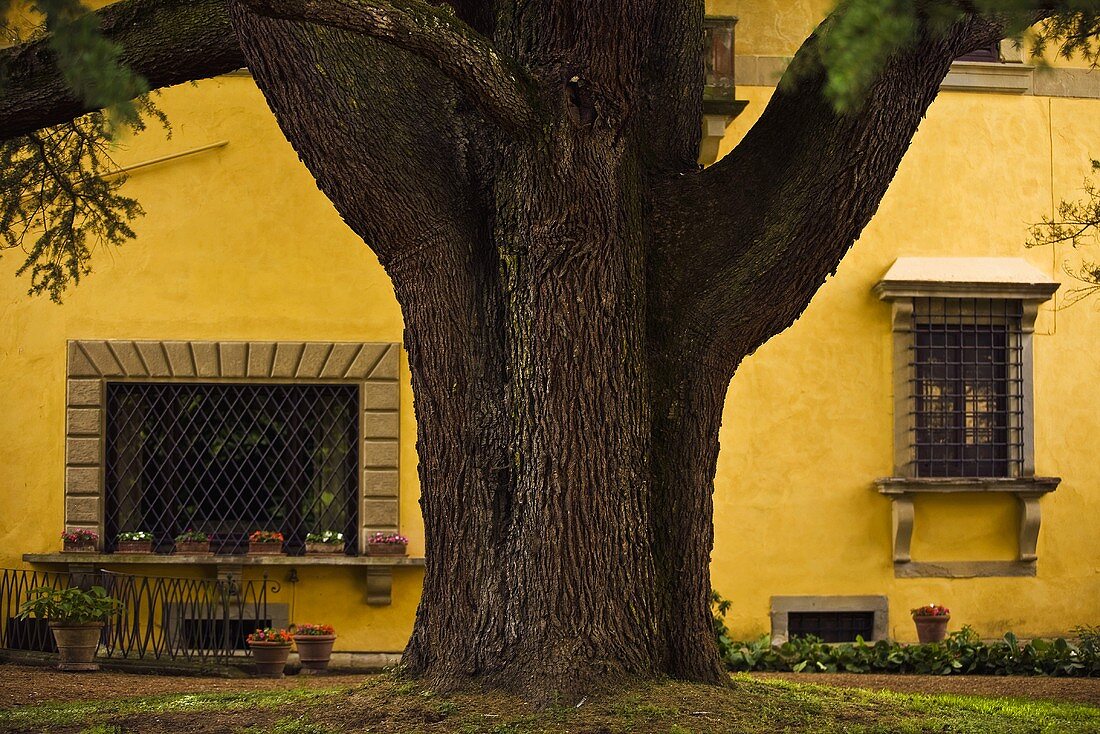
1 3 1098 654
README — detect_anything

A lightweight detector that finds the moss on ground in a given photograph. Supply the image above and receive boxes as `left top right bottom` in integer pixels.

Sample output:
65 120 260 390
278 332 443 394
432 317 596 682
2 673 1097 733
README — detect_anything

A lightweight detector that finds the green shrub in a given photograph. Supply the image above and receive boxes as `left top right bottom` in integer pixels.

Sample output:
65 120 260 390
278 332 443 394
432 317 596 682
721 626 1100 677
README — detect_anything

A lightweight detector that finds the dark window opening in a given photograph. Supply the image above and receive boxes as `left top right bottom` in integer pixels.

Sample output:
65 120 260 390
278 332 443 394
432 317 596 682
957 43 1000 63
788 612 875 643
4 618 57 652
105 382 360 555
182 617 272 651
911 299 1023 478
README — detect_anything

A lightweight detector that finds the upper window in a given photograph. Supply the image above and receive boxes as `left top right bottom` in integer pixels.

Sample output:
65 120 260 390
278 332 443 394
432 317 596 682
104 382 360 555
875 257 1058 480
956 43 1000 63
911 298 1023 478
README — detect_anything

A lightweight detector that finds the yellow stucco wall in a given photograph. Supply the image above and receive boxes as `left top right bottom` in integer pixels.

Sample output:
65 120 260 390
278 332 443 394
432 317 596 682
712 87 1100 641
0 4 1097 652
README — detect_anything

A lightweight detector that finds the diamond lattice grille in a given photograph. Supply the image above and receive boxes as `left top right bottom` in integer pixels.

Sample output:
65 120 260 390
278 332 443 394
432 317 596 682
105 382 360 554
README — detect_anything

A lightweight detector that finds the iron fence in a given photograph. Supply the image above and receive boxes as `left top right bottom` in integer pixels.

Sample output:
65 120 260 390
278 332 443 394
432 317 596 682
0 568 278 666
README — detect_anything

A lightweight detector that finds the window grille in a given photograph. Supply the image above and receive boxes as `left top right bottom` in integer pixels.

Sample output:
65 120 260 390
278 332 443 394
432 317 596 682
105 383 360 555
910 298 1024 478
787 612 876 643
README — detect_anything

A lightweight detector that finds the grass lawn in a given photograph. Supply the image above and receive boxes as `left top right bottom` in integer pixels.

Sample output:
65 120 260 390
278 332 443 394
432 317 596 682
1 672 1098 733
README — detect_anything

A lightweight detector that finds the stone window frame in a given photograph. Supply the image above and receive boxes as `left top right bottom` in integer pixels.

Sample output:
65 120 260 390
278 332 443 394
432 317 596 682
64 340 401 553
873 261 1060 578
770 596 889 645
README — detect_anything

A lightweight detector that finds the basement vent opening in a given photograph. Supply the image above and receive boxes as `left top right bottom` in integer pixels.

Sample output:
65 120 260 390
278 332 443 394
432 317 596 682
787 611 876 643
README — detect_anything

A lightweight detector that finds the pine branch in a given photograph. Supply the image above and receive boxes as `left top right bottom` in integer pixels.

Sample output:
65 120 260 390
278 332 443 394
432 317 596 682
0 0 244 140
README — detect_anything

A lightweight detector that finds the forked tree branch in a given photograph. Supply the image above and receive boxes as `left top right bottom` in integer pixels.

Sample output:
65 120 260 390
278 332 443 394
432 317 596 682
650 9 1052 369
0 0 246 140
238 0 540 133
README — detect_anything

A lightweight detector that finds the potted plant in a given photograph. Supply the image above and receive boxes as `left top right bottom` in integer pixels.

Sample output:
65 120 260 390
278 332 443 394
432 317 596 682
248 530 285 555
305 531 344 556
291 623 337 672
61 529 99 553
17 585 121 671
911 603 951 643
246 627 293 677
366 532 408 557
174 529 211 555
116 531 154 554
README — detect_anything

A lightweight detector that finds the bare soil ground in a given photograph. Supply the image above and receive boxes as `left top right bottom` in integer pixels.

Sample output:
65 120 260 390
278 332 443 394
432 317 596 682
0 664 365 709
2 664 1099 710
754 672 1100 707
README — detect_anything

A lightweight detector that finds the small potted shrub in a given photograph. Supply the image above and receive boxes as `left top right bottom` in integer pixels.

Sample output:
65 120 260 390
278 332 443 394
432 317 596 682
174 529 211 555
61 529 98 553
911 603 951 643
305 531 344 556
292 623 337 672
116 531 154 554
17 585 121 671
246 627 293 678
366 532 408 557
248 530 285 555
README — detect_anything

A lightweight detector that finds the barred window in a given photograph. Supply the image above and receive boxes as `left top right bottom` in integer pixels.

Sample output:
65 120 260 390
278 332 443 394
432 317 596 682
105 383 360 555
910 298 1024 478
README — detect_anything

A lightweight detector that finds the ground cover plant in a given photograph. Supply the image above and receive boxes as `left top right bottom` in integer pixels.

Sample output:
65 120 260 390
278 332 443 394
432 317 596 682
1 672 1099 734
722 627 1100 677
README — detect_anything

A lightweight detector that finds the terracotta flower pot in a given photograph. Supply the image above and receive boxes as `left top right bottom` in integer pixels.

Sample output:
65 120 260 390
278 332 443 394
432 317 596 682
174 540 211 555
248 542 284 555
116 540 153 554
62 542 97 554
49 621 103 672
367 542 407 557
293 634 336 672
913 614 950 643
248 641 292 678
305 542 344 556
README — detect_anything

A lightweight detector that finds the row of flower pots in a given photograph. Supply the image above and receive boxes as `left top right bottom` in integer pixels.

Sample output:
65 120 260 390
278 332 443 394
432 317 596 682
60 530 409 556
247 625 337 677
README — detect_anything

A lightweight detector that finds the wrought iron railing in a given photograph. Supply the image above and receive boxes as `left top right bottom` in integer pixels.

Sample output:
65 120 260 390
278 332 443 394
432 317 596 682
0 568 278 666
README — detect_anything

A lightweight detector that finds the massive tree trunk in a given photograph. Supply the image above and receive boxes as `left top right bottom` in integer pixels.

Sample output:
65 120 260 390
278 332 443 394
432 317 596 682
1 0 1027 699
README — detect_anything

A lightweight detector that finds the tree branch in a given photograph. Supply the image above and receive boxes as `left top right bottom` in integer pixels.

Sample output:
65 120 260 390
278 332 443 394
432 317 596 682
238 0 540 133
650 9 1051 368
0 0 246 140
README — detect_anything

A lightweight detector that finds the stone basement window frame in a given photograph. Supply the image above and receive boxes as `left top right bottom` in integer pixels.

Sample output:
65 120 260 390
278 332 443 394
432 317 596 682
770 596 889 645
873 259 1060 579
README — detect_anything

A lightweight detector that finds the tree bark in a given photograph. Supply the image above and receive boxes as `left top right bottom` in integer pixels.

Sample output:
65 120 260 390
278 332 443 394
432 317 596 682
1 0 1046 700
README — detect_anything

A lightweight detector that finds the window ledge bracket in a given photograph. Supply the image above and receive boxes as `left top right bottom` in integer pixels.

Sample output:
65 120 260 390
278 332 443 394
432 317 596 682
872 477 1060 570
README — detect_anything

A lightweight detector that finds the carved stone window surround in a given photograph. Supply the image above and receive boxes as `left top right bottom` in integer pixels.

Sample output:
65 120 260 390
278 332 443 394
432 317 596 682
874 258 1060 578
62 339 402 554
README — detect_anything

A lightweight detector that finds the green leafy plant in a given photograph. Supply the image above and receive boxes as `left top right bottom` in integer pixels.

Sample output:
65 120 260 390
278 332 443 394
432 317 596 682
720 625 1100 677
174 529 209 542
368 532 407 545
249 530 284 544
61 529 98 545
710 590 735 664
247 627 293 645
17 585 121 624
117 531 153 542
291 623 335 636
305 531 344 544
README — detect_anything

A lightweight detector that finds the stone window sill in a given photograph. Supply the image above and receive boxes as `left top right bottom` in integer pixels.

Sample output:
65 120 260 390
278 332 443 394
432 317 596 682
24 553 424 606
942 61 1034 94
872 476 1060 576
